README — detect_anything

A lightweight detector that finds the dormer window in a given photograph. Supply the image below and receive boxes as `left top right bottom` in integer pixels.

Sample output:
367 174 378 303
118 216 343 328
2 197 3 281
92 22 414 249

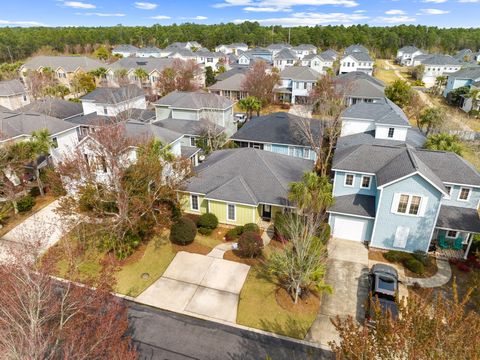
388 128 395 138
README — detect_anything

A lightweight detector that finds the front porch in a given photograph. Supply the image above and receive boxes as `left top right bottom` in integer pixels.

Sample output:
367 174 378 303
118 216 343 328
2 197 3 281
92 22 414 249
429 228 476 260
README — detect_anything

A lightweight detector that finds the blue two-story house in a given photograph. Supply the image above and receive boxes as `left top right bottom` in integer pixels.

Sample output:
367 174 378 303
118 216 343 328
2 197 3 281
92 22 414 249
328 144 480 259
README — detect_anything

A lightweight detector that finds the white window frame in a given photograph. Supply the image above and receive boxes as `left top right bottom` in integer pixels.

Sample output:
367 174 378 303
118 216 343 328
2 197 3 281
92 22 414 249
190 137 196 147
190 194 199 211
393 193 424 217
227 203 236 221
388 127 395 138
444 185 452 199
344 173 355 187
360 175 371 189
457 187 471 202
446 230 458 239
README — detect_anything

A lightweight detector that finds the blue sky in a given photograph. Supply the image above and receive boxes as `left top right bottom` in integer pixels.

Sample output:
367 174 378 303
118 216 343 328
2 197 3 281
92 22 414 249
1 0 479 28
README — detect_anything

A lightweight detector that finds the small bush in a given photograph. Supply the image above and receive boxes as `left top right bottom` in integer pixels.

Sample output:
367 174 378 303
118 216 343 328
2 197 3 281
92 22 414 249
17 195 35 213
170 217 197 245
198 227 213 236
456 262 471 272
383 250 411 263
29 186 41 197
243 223 260 234
273 213 288 241
238 231 263 258
225 226 243 241
412 250 431 267
197 213 218 230
404 258 425 275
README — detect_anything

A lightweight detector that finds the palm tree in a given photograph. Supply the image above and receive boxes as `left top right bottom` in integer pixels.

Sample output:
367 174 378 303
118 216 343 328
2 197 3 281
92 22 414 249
133 68 149 86
466 88 480 113
424 133 463 156
289 172 333 216
237 96 261 121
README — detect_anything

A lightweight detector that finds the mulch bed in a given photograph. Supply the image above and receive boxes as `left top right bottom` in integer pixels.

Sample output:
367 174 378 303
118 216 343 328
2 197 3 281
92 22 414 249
172 242 212 255
223 249 264 266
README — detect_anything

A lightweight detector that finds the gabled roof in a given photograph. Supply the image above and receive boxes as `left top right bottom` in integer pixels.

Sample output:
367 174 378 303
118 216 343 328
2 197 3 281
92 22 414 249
274 48 298 61
108 57 174 74
155 118 224 136
267 43 292 51
81 84 144 104
398 46 421 54
187 148 313 206
113 44 139 53
344 52 373 62
0 79 26 96
341 98 410 127
155 91 233 110
20 99 83 120
336 129 426 149
208 73 246 92
447 66 480 81
422 54 460 66
436 205 480 233
329 194 376 218
279 66 320 81
320 49 338 60
345 44 369 55
215 65 250 81
22 56 104 72
168 48 196 58
0 110 77 140
231 112 321 146
303 53 322 61
136 46 161 54
336 72 385 98
292 44 316 51
124 120 182 145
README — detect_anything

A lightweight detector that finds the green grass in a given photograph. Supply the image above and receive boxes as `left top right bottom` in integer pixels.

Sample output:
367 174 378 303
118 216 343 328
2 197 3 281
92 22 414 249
461 142 480 171
236 267 319 339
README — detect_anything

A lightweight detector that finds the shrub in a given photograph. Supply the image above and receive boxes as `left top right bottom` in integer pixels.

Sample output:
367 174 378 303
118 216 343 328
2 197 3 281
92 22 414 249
225 226 243 241
404 258 425 275
197 213 218 230
198 227 213 236
238 231 263 258
17 195 35 213
243 222 260 234
29 186 41 197
412 250 431 267
383 250 411 263
456 262 471 272
273 213 288 242
170 217 197 245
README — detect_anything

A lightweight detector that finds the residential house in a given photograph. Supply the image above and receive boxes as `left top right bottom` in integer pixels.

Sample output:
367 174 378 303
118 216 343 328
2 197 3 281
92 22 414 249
154 91 236 137
396 46 426 66
135 46 162 58
0 79 30 110
291 44 317 59
320 49 338 61
335 71 386 106
215 65 250 81
80 84 146 117
328 144 480 259
273 48 299 70
266 43 292 57
19 98 83 121
443 67 480 96
180 147 313 226
112 45 139 58
339 52 374 75
301 53 334 74
344 44 369 55
20 56 104 91
167 48 198 62
337 97 426 149
460 81 480 113
417 54 462 88
231 112 318 161
411 54 430 67
208 73 247 101
454 49 473 63
275 66 321 104
215 43 248 55
195 49 225 69
237 48 273 65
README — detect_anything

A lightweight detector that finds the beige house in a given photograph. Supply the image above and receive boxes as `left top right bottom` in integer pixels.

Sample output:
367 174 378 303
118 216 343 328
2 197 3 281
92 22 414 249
0 79 30 110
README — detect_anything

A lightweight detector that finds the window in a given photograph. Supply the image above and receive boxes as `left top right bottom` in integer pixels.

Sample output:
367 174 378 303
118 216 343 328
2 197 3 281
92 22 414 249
51 137 58 148
287 60 293 64
446 230 458 239
191 195 199 211
303 148 310 159
344 174 354 187
444 186 452 199
227 203 235 221
395 194 423 216
22 94 27 102
397 194 409 213
190 137 196 147
361 176 371 189
103 107 108 115
408 196 421 215
458 187 471 201
388 128 395 138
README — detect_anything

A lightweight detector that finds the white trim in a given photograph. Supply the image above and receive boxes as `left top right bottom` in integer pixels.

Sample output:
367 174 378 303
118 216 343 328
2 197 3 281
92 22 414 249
457 187 472 202
204 197 258 208
446 230 458 239
443 185 452 200
231 138 313 150
392 193 423 217
375 122 411 129
426 200 443 251
344 173 355 187
332 173 337 196
327 211 375 220
436 226 480 233
377 171 449 197
360 175 372 189
370 188 383 244
443 181 480 189
227 203 236 222
332 169 376 176
190 194 200 212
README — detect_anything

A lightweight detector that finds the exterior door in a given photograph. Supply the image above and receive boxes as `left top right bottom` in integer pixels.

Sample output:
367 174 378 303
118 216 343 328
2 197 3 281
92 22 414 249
262 204 272 219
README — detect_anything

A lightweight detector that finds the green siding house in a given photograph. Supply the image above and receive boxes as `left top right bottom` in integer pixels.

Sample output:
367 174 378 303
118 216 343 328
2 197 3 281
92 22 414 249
180 148 313 226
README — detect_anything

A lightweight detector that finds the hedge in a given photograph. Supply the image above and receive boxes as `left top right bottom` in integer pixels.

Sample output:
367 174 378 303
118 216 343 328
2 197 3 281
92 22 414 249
238 231 263 258
197 213 218 230
17 195 36 213
170 217 197 245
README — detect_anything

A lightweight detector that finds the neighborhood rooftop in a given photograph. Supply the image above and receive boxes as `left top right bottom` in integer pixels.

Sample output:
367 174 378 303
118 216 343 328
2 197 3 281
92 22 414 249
19 99 83 120
342 98 410 127
0 79 26 96
22 55 104 72
81 84 144 104
155 91 234 110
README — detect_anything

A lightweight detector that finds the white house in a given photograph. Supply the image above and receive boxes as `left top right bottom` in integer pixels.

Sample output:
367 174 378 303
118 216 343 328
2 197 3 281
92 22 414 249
112 45 139 58
301 53 334 74
420 54 462 88
135 46 162 58
291 44 317 60
396 46 426 66
80 85 146 117
266 43 292 57
215 43 248 55
339 52 374 75
273 48 298 71
0 79 30 110
275 66 320 104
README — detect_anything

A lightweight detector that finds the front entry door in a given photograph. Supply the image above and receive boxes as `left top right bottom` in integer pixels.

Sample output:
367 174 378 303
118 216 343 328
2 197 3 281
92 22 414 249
262 204 272 219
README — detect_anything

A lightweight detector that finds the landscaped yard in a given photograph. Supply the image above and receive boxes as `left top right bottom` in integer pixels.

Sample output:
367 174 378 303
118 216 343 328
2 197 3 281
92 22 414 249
374 59 413 85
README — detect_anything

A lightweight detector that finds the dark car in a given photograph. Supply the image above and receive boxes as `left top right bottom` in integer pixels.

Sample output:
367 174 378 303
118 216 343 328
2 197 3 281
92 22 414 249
366 263 399 322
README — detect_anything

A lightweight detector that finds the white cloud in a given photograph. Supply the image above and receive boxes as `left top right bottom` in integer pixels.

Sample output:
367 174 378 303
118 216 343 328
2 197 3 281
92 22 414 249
385 9 406 14
194 16 208 20
422 0 447 3
150 15 171 19
458 0 479 2
0 19 46 26
214 0 359 12
63 1 96 9
233 11 368 26
134 2 158 10
354 9 366 13
244 6 291 11
374 15 416 23
421 8 450 13
82 12 126 16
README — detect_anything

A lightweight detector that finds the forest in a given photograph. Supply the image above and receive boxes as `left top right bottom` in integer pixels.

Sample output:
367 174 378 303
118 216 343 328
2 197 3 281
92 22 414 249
0 22 480 63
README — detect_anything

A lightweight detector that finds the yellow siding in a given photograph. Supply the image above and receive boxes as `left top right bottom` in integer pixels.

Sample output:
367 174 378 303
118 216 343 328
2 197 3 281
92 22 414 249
181 193 207 215
208 200 256 225
256 204 284 220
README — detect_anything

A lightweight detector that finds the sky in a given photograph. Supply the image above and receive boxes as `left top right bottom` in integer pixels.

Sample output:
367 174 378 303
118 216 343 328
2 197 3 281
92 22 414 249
1 0 479 28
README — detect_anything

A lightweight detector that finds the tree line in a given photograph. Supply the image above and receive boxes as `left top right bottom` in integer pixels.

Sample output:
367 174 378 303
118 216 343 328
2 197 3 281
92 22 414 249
1 23 480 63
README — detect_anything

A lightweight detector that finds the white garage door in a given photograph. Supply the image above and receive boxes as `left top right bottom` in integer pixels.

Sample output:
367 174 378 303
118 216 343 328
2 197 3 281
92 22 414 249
332 215 370 242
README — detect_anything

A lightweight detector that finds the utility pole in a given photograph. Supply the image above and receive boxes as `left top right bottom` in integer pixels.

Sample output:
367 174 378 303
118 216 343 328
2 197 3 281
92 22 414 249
288 28 291 45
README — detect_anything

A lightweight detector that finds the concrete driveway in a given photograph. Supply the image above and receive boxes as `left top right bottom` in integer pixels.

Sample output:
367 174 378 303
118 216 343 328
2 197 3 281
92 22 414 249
136 251 250 323
307 238 369 346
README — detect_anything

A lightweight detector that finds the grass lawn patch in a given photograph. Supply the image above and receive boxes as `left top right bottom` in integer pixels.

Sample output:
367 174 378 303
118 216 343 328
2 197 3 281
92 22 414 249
461 142 480 171
236 266 320 339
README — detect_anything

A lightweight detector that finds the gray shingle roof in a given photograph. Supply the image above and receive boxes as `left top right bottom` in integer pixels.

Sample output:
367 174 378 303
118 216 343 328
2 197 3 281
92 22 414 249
231 112 320 146
345 52 373 62
124 120 182 145
336 72 385 99
342 98 410 127
422 54 460 66
0 111 77 140
186 147 313 206
329 194 376 218
336 129 426 149
136 46 161 54
398 46 420 54
22 56 104 72
215 66 250 81
181 145 200 159
108 57 175 74
66 112 117 126
20 99 83 120
292 44 316 51
0 79 26 96
274 48 298 61
267 43 292 51
208 73 246 92
81 84 144 104
168 48 196 58
345 44 369 55
155 91 233 110
436 205 480 233
320 49 337 60
447 66 480 81
113 45 139 53
155 118 224 136
279 66 320 81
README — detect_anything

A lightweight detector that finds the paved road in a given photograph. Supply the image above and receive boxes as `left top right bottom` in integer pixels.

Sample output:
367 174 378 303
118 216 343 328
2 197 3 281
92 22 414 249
128 302 333 360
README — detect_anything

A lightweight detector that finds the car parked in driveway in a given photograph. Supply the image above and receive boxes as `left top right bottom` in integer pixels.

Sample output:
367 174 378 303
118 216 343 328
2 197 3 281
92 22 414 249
366 263 399 322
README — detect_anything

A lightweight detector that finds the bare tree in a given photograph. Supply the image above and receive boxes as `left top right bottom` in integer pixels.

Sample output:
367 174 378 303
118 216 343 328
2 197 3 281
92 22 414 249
157 59 202 96
241 61 279 105
24 68 58 100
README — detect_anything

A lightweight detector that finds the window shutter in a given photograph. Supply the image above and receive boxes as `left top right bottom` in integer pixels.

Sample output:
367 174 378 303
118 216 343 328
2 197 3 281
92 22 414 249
419 197 428 216
391 193 400 213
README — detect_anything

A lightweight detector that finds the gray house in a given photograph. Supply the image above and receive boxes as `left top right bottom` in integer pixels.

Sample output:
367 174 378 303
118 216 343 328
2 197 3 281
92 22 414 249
335 71 386 106
0 79 30 110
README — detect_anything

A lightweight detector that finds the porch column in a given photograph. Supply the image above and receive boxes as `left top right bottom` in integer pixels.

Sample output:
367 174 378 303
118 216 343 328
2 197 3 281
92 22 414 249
464 233 473 260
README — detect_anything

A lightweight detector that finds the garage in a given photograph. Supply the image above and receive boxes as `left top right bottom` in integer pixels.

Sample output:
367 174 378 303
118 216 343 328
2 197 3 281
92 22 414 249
330 214 373 242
